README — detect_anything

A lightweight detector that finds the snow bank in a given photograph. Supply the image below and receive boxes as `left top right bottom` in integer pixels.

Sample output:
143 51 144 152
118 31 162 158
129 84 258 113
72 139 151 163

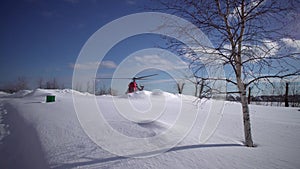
1 88 94 100
120 90 152 99
3 90 32 98
24 89 55 98
0 89 300 169
119 89 178 99
0 91 10 98
151 89 178 98
25 88 94 98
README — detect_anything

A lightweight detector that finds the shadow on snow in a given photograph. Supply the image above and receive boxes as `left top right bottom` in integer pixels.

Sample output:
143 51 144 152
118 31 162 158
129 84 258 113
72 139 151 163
52 143 242 169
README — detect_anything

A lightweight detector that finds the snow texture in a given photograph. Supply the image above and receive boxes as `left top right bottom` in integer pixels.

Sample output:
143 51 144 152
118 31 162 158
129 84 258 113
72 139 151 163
0 89 299 169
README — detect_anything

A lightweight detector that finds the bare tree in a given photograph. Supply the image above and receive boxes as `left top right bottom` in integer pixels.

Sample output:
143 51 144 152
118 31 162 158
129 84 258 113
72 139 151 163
37 77 44 89
87 80 95 94
74 82 83 92
16 76 28 91
108 87 118 96
176 81 185 94
285 82 289 107
1 76 29 93
86 81 91 93
97 83 108 95
45 78 60 89
154 0 300 147
290 82 300 107
53 78 59 89
188 77 212 98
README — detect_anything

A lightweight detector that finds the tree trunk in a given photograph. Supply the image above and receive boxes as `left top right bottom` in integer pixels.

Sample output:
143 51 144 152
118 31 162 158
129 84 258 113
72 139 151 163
236 1 254 147
239 85 254 147
285 83 289 107
177 82 185 94
199 80 204 99
195 83 198 97
248 87 251 104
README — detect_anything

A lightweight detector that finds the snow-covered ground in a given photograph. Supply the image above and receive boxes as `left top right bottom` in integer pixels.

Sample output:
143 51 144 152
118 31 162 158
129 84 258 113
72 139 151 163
0 89 299 169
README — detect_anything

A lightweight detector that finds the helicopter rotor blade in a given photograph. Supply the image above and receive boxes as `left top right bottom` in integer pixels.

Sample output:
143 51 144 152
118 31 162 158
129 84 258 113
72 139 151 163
96 74 158 80
95 77 132 80
134 74 158 80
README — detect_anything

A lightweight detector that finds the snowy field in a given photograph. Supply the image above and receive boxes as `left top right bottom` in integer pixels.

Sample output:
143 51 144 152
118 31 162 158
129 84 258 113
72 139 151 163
0 89 300 169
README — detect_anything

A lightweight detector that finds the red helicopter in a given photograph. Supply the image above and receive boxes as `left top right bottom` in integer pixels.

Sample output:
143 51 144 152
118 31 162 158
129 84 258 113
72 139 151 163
96 74 158 93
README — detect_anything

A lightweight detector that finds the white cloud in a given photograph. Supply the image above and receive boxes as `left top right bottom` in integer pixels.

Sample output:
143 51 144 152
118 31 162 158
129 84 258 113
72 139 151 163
203 39 281 63
135 55 168 66
229 0 265 20
281 38 300 52
70 62 99 70
181 46 226 66
262 39 280 56
133 55 188 70
100 60 117 69
182 37 299 65
241 39 280 63
242 38 300 61
126 0 136 5
70 60 117 70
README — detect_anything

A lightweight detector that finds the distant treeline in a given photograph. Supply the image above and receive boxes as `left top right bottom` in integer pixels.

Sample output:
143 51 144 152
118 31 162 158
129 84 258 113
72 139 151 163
226 94 300 107
0 77 64 93
0 77 118 96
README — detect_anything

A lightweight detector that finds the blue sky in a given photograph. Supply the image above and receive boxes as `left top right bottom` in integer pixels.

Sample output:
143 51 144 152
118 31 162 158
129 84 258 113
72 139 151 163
0 0 162 89
1 0 299 95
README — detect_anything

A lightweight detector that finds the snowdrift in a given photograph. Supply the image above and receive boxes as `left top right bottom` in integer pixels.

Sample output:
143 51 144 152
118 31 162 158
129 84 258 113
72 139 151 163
0 91 10 97
0 89 300 169
1 90 32 98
